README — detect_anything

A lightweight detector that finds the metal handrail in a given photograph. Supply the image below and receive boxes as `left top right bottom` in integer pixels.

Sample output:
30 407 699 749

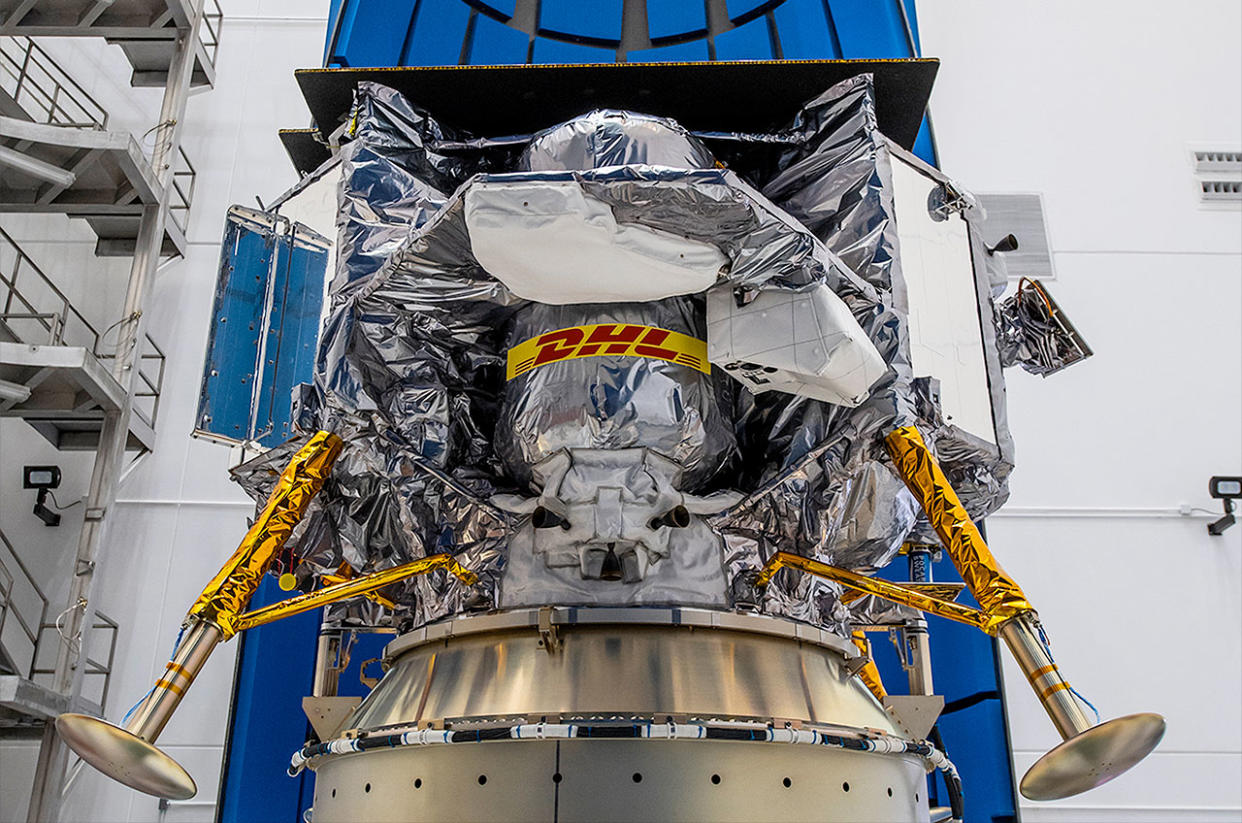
0 225 167 429
95 333 167 429
31 611 119 710
168 144 197 234
199 0 224 68
0 36 108 129
0 528 50 678
0 224 100 350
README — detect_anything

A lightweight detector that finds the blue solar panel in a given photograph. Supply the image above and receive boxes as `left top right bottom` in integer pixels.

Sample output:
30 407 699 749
197 209 328 448
198 212 272 443
627 38 710 63
402 0 472 66
539 0 623 44
773 0 839 59
470 12 529 64
647 0 706 40
251 233 327 448
713 15 773 60
531 37 616 64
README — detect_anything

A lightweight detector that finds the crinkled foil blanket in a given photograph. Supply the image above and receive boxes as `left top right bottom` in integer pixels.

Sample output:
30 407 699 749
231 74 1013 633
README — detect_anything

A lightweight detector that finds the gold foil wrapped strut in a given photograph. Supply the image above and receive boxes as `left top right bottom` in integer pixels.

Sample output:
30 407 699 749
883 425 1033 634
840 581 966 607
234 554 478 632
755 551 989 631
850 630 888 702
188 431 344 638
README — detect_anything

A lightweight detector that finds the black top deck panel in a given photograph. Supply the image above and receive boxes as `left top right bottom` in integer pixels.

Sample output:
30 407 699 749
293 59 937 150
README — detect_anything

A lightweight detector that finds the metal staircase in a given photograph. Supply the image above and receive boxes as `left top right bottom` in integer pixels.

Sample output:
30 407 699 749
0 528 116 736
0 223 165 450
0 2 214 817
0 28 204 257
0 0 221 88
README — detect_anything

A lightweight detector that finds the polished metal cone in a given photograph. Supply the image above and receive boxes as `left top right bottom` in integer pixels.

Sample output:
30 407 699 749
56 713 197 800
1020 712 1166 801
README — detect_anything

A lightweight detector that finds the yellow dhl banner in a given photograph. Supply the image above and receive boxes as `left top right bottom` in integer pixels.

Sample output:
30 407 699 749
507 323 710 380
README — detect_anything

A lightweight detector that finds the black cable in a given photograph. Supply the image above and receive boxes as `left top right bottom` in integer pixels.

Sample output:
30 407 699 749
941 689 1000 715
928 725 964 823
46 490 83 511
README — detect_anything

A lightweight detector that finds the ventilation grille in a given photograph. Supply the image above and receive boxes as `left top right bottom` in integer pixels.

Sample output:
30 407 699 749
1192 150 1242 174
974 193 1055 280
1191 146 1242 207
1201 179 1242 203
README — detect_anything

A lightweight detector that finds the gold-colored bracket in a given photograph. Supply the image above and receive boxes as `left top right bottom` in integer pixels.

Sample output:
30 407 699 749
755 551 990 631
849 630 888 702
234 554 478 633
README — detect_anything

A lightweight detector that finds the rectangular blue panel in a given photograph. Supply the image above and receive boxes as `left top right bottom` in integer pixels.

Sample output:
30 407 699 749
627 39 710 63
252 228 328 448
402 0 472 66
539 0 622 44
531 37 616 64
647 0 706 40
219 578 322 823
773 0 840 59
198 207 329 449
826 0 912 58
713 15 774 60
469 12 530 65
197 209 275 443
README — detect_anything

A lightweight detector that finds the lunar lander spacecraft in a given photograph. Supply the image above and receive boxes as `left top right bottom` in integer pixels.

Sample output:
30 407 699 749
56 61 1163 822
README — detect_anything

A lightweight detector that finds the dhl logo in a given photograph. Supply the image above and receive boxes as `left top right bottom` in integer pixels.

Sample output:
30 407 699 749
506 323 710 380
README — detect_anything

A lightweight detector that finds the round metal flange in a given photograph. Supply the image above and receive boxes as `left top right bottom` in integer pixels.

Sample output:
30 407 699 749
1020 712 1166 801
55 713 197 800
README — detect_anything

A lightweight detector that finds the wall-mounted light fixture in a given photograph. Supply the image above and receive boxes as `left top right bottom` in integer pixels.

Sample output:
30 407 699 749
22 465 62 527
1207 476 1241 536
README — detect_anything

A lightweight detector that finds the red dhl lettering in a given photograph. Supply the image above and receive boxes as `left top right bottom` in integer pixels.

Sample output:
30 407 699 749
507 323 710 379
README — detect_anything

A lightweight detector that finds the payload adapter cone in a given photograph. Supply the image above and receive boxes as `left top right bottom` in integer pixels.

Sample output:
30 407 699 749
59 68 1161 822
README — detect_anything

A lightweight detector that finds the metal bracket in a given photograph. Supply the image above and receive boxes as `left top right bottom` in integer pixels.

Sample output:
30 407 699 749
840 655 871 678
84 507 105 521
358 657 382 689
536 606 561 655
74 560 95 576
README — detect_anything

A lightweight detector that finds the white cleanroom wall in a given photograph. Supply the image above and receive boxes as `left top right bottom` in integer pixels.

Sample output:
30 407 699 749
918 1 1242 821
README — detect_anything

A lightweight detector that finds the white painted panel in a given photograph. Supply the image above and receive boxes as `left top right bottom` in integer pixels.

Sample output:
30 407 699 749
918 0 1242 256
918 4 1242 821
890 156 996 443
